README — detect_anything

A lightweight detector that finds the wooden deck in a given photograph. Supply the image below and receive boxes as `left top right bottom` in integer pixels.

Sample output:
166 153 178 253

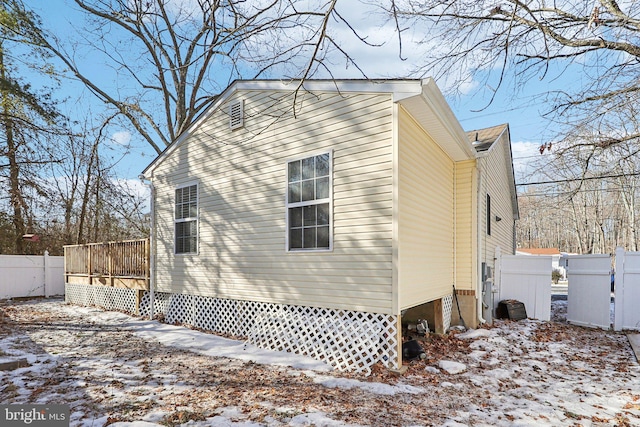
64 239 150 290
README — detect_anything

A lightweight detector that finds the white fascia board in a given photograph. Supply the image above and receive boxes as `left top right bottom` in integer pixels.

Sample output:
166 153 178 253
141 90 229 177
490 126 519 220
141 80 260 177
398 78 476 161
474 126 509 158
477 126 519 220
234 79 424 99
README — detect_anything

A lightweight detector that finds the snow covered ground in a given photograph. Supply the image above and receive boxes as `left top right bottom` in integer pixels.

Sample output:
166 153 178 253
0 298 638 427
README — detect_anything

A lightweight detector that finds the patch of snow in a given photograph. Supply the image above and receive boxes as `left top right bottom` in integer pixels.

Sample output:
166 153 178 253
441 422 471 427
289 412 367 427
456 328 492 340
438 360 467 374
86 308 333 372
424 366 440 374
309 373 424 395
2 299 639 427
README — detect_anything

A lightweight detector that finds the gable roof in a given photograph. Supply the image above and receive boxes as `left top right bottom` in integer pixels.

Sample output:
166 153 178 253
467 124 509 153
465 123 519 220
141 78 477 176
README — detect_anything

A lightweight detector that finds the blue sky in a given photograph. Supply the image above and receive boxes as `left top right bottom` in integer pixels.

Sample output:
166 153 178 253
26 0 564 186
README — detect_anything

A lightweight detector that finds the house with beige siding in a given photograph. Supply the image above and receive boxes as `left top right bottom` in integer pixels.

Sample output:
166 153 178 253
139 79 519 373
465 124 520 323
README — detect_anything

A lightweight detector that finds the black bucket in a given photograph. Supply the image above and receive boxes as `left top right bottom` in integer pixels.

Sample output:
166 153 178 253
402 339 425 360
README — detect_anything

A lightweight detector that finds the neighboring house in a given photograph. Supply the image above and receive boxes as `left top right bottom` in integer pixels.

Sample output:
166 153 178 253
517 247 564 277
140 79 519 373
559 252 569 271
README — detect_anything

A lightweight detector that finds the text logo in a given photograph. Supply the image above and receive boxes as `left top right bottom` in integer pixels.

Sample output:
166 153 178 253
1 405 69 427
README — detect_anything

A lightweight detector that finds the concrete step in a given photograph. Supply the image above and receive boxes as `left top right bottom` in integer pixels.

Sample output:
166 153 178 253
0 358 29 371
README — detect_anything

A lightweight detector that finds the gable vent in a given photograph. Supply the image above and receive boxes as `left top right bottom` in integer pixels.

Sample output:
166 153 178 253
229 100 244 130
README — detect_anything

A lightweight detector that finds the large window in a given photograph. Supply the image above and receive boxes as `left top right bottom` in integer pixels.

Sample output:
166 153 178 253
175 184 198 254
287 153 331 251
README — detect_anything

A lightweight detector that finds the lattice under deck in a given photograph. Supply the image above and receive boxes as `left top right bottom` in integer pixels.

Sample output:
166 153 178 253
65 283 136 313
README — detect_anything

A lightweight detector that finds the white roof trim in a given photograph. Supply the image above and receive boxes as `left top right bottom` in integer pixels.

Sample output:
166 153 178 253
474 126 509 158
398 78 477 161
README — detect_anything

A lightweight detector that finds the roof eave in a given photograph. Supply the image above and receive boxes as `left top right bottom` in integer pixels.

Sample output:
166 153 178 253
398 78 477 161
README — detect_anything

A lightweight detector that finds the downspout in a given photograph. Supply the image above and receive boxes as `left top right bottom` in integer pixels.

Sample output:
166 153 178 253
453 163 457 296
139 174 155 320
476 160 486 325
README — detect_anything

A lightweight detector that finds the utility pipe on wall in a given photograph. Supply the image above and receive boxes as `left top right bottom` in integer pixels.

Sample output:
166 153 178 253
139 174 155 321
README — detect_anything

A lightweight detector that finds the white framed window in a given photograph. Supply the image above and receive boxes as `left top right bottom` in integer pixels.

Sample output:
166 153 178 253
175 183 198 254
286 152 332 251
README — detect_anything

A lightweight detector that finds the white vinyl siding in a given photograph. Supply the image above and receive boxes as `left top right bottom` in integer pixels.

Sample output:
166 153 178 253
480 132 517 266
454 160 477 291
397 107 455 310
151 90 395 314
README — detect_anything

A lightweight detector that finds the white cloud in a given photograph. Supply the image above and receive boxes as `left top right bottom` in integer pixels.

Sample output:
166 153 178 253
111 131 132 146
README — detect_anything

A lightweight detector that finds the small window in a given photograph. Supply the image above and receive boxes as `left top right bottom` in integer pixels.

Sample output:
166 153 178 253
486 194 491 236
229 100 244 130
286 153 332 251
175 184 198 254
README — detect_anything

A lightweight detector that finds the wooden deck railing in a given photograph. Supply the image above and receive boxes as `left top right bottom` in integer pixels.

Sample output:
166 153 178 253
64 239 150 290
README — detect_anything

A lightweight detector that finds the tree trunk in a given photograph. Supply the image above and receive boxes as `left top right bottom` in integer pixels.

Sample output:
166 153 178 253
0 41 26 253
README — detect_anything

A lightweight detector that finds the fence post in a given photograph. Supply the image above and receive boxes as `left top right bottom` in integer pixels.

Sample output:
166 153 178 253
87 244 92 285
614 247 624 332
44 250 51 298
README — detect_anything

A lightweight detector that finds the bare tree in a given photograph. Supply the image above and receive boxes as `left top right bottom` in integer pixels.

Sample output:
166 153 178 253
43 112 150 246
515 126 640 254
383 0 640 150
29 0 365 154
0 0 157 253
0 0 66 254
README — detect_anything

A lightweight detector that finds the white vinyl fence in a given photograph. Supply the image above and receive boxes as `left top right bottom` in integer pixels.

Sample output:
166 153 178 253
614 248 640 331
0 252 64 299
566 254 612 330
494 247 552 321
497 247 639 331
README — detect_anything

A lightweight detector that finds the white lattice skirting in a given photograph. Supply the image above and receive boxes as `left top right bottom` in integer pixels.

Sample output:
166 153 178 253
65 283 137 313
442 293 453 332
65 284 398 374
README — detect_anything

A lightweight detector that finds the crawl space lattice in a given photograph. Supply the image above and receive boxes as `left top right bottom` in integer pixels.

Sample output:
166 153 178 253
65 283 399 374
